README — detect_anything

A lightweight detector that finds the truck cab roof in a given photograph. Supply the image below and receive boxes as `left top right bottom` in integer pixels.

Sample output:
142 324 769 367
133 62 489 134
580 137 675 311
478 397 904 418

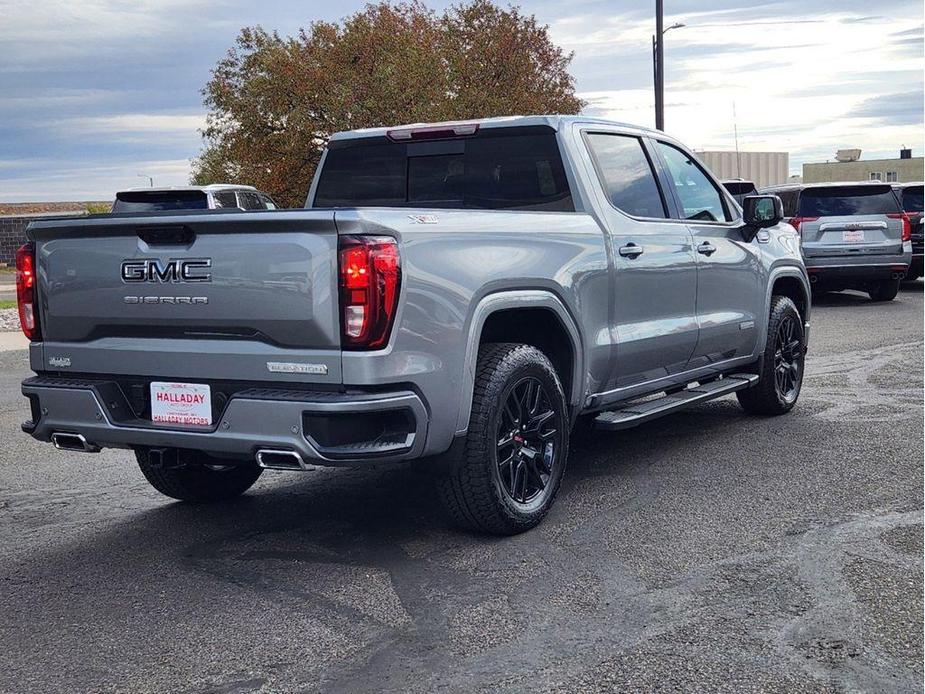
328 115 661 143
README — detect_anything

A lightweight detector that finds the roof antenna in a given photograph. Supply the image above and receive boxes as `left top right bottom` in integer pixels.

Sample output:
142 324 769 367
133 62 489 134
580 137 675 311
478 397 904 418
733 101 741 179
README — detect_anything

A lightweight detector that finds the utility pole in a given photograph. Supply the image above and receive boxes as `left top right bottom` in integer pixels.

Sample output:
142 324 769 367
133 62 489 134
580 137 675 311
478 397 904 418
137 173 153 188
652 4 684 131
655 0 664 131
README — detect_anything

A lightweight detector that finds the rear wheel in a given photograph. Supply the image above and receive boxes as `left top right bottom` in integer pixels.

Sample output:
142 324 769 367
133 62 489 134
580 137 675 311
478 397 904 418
136 449 262 502
737 296 805 416
438 343 568 535
868 279 899 301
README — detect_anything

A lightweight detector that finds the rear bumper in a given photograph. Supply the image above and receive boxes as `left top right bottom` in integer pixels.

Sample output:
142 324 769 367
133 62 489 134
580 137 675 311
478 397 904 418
805 250 911 286
21 376 429 466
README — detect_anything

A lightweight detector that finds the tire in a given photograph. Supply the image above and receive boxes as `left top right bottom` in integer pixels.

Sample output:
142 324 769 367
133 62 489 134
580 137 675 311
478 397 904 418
868 280 899 301
437 343 569 535
136 449 263 502
737 296 805 416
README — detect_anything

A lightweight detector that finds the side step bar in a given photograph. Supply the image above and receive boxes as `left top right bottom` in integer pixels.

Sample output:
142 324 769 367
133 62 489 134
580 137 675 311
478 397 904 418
593 373 759 431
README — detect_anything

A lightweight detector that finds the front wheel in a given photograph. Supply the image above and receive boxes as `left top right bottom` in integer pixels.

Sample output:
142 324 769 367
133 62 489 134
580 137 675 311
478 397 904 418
737 296 805 416
437 343 569 535
136 449 263 502
868 280 899 301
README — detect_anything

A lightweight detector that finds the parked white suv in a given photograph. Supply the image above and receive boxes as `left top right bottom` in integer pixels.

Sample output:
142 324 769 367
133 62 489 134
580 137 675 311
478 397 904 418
111 184 278 212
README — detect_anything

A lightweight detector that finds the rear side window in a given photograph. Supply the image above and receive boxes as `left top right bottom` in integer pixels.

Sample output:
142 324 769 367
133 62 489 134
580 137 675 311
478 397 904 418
656 142 731 222
799 186 901 216
901 185 923 213
213 191 238 209
585 133 666 218
314 128 573 211
776 190 799 217
112 191 208 212
237 191 263 210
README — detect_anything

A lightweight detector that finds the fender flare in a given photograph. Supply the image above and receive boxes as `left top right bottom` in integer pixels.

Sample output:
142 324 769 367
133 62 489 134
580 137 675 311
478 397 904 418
455 290 585 435
761 266 812 352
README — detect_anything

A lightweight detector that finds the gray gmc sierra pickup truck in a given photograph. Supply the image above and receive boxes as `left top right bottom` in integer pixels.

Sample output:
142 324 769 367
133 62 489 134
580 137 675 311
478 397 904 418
18 116 810 534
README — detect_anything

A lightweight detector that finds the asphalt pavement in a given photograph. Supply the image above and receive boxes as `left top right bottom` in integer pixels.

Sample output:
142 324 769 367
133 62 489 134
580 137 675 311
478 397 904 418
0 284 922 693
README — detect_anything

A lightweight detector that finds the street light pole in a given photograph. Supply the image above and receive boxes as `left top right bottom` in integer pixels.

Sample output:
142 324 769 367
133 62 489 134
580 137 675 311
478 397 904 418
655 0 664 131
653 5 685 131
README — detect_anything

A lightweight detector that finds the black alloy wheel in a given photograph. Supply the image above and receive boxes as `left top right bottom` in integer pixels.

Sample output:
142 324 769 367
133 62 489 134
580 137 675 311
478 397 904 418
773 314 802 404
496 376 561 507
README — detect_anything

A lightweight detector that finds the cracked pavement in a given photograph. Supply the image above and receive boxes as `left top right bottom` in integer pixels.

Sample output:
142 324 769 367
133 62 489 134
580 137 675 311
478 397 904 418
0 285 922 693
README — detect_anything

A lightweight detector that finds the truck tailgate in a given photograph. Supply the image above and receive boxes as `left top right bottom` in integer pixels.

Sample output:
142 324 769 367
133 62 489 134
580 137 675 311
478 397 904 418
28 210 342 384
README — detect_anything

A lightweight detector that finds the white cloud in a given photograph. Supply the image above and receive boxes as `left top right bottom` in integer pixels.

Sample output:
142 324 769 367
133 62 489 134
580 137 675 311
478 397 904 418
68 113 206 135
563 9 924 173
0 159 193 202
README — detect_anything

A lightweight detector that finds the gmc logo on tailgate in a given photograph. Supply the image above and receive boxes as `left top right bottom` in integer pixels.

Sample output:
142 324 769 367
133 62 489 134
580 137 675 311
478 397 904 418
121 258 212 283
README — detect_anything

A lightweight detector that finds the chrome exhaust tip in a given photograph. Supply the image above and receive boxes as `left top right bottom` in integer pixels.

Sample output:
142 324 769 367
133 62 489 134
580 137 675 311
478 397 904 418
256 449 308 471
51 432 100 453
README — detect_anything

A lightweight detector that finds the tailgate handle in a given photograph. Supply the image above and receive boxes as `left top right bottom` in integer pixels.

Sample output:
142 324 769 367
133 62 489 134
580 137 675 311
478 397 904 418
137 225 195 246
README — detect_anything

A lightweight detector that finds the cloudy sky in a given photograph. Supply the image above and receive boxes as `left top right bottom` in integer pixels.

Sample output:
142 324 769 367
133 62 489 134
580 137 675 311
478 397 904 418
1 0 922 202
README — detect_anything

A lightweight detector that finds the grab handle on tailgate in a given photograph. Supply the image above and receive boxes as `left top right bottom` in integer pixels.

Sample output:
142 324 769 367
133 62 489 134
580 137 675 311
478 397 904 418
137 225 195 246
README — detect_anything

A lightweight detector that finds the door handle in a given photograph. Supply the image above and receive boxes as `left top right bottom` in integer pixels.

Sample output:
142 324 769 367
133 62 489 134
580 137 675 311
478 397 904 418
619 243 644 258
697 241 717 256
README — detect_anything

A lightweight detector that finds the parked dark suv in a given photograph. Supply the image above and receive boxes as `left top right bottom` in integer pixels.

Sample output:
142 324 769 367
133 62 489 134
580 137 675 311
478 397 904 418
894 182 923 281
763 182 913 301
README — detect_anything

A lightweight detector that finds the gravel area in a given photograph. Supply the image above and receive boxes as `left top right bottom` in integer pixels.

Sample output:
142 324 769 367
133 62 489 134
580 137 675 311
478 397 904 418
0 308 19 332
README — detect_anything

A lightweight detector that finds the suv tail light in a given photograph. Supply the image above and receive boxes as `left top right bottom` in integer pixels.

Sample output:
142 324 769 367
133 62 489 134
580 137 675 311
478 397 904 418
887 213 912 242
338 235 401 350
787 217 818 234
15 242 41 341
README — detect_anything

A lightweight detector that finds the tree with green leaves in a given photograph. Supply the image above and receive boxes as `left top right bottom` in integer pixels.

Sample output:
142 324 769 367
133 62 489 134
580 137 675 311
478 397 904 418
192 0 584 207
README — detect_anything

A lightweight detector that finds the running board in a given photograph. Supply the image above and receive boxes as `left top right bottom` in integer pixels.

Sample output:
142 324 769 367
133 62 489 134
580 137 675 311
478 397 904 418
592 373 759 431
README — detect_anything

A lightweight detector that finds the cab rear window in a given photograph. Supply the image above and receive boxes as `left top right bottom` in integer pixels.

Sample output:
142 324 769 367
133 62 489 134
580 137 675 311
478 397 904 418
314 127 574 211
113 191 209 212
798 186 900 216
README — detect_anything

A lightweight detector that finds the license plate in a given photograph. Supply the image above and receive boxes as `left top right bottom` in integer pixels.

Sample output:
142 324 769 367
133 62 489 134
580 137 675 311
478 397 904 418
842 230 865 243
150 382 212 426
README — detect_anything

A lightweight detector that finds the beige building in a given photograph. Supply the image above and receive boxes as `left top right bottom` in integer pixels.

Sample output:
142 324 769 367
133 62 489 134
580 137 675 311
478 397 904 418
695 151 789 188
803 150 923 183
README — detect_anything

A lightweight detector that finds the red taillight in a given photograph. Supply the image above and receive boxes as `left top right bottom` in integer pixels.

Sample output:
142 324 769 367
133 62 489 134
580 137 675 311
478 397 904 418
338 236 400 349
15 242 40 341
887 213 912 242
787 217 818 234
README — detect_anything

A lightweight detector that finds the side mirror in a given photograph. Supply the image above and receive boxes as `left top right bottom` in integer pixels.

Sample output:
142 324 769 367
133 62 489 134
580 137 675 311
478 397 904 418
743 194 783 228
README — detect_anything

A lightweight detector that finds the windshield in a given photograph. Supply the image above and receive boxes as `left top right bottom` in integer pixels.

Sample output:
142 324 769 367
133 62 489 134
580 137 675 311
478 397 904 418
798 186 900 216
113 191 209 212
